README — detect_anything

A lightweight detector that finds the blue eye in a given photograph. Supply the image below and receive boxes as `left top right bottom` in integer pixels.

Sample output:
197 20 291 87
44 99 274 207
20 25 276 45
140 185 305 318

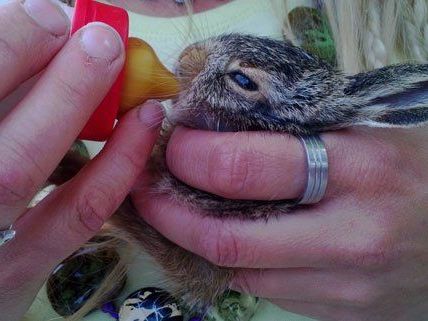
228 71 258 91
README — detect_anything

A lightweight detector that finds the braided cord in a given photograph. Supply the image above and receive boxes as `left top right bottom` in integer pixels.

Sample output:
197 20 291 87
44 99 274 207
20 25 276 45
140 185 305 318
364 0 387 69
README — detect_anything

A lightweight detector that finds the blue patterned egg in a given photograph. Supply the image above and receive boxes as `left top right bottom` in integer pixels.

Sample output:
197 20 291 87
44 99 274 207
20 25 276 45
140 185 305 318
119 287 183 321
47 247 124 317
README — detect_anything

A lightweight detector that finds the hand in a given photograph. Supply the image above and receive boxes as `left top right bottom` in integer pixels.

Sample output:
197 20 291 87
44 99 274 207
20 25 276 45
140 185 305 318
133 126 428 321
0 1 163 320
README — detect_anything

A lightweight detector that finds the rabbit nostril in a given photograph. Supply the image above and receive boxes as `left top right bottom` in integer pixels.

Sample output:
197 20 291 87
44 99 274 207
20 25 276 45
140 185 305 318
177 45 208 88
178 46 207 71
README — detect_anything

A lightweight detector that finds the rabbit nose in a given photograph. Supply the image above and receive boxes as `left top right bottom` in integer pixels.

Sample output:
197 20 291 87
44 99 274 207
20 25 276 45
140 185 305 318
179 45 207 66
177 45 208 86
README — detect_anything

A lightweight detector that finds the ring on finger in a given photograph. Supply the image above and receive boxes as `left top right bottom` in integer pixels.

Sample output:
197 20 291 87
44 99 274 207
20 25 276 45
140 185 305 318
0 225 16 247
297 134 329 205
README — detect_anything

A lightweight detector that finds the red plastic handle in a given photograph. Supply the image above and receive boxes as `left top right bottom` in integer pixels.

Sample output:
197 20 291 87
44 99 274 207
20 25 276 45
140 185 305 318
71 0 129 141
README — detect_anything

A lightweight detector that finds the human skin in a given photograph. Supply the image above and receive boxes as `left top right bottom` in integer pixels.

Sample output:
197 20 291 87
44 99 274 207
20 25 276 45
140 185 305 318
132 126 428 321
0 0 163 320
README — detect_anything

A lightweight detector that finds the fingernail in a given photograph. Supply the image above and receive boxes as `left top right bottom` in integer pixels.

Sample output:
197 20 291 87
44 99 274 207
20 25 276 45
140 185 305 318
22 0 69 36
80 23 122 60
139 100 165 127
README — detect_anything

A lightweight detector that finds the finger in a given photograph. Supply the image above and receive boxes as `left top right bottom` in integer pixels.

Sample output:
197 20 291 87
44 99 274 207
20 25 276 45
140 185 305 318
0 0 69 101
232 268 375 308
1 101 163 272
270 299 358 321
0 74 41 121
0 22 125 225
133 190 390 269
166 127 402 200
166 127 307 200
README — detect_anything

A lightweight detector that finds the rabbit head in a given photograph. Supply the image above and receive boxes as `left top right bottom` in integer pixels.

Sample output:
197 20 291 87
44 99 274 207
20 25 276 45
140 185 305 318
168 33 428 135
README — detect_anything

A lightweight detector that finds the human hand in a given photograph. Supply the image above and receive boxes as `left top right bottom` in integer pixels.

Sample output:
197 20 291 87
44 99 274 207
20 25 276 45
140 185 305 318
133 125 428 321
0 1 163 320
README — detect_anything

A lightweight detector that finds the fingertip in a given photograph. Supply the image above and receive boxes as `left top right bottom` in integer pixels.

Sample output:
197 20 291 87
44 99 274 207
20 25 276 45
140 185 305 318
138 100 165 128
114 100 164 139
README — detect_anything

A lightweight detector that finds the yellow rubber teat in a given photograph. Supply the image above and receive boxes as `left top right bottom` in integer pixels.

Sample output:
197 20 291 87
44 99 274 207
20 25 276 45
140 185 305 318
119 38 180 114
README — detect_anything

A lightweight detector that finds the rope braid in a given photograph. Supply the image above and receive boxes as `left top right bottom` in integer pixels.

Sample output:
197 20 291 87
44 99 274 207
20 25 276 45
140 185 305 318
319 0 428 73
404 0 428 62
363 0 387 69
317 0 365 73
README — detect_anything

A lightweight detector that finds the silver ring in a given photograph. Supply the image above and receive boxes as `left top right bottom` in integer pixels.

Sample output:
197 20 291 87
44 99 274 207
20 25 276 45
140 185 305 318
0 225 16 247
298 134 328 205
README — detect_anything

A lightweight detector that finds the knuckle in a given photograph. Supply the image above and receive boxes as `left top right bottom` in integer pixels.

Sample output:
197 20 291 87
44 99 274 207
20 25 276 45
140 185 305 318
112 150 143 179
365 142 403 189
0 35 18 65
208 143 248 196
73 185 119 236
208 142 261 197
338 283 383 309
57 77 87 109
233 272 261 296
375 144 402 180
0 161 36 207
54 76 91 110
375 141 401 167
342 139 406 195
0 270 26 297
199 224 242 267
348 235 398 271
0 137 45 206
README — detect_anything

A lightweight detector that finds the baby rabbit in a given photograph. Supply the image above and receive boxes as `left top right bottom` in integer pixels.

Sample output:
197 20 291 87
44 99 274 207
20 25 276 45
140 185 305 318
109 33 428 311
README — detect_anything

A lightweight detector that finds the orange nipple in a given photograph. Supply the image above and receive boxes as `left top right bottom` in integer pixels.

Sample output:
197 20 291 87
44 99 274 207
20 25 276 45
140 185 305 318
119 38 180 114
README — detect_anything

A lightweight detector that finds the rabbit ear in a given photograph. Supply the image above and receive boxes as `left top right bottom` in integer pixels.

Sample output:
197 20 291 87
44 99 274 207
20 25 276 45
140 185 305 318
345 64 428 128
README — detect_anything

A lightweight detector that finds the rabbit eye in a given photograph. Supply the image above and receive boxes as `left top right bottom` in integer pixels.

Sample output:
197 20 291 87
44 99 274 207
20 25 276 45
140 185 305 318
228 71 258 91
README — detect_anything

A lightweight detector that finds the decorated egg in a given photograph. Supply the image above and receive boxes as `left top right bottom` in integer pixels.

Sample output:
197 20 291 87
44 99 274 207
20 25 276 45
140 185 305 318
119 287 183 321
47 245 124 316
216 290 259 321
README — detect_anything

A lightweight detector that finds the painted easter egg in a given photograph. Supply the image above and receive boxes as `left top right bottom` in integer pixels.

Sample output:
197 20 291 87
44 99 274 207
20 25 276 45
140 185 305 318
47 246 124 316
216 291 259 321
119 287 183 321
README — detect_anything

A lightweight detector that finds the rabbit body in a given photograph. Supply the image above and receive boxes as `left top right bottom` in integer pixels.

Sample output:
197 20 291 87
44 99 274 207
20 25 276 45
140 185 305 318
110 34 428 310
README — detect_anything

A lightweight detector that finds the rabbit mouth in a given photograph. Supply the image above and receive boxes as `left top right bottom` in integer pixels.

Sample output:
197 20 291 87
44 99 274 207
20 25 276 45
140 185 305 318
177 113 237 132
167 102 239 132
